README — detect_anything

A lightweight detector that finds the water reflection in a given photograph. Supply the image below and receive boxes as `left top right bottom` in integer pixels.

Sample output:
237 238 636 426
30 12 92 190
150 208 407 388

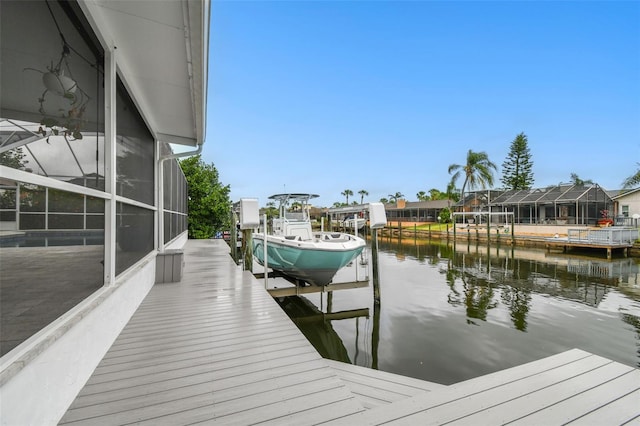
280 237 640 385
275 295 364 363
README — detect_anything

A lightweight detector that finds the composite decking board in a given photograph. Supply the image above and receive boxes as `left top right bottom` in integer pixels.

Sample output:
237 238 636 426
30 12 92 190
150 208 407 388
62 364 338 423
251 399 369 426
62 239 639 425
322 350 593 424
101 325 302 358
67 358 329 408
64 376 353 425
92 333 307 375
327 360 446 400
120 293 277 317
565 388 640 426
106 320 302 352
75 350 322 397
86 342 316 385
324 350 640 425
124 395 362 426
60 239 366 424
326 359 445 393
113 305 281 333
82 344 318 387
395 359 630 424
333 380 424 405
329 372 429 406
507 371 640 426
89 339 312 382
67 358 332 410
98 325 305 363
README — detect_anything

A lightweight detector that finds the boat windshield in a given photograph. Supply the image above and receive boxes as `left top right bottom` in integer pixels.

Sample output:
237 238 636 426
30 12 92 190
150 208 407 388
269 193 319 223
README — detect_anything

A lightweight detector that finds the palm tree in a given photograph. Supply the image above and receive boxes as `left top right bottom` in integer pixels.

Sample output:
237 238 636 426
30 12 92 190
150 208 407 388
358 189 369 204
569 173 593 186
448 149 497 208
265 201 278 219
379 197 389 204
416 191 429 201
622 163 640 189
341 189 353 205
388 192 404 203
428 188 443 200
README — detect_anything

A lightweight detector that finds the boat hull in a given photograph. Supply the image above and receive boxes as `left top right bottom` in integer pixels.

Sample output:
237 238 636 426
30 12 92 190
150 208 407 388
252 233 365 286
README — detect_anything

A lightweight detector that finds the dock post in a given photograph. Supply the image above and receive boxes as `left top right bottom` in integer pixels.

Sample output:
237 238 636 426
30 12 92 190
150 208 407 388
487 216 490 242
371 227 381 371
371 228 381 304
511 215 515 244
262 214 268 288
231 211 238 264
242 229 252 272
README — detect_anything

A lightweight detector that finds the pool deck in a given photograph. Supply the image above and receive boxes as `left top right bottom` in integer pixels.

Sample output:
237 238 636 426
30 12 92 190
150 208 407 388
59 239 640 425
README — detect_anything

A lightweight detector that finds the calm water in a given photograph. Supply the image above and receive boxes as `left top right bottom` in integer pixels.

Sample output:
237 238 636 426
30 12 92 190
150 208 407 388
276 237 640 385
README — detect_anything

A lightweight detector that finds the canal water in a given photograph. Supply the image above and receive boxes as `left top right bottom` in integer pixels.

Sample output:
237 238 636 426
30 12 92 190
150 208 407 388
275 237 640 385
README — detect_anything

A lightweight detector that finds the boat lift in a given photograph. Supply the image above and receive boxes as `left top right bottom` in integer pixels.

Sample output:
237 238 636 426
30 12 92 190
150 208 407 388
239 199 387 296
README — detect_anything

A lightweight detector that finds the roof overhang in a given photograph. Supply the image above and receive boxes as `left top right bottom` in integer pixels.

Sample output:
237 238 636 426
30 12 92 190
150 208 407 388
80 0 209 147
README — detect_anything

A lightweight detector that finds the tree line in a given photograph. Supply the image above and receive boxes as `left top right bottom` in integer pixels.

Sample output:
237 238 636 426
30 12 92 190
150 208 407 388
178 133 640 238
335 132 640 207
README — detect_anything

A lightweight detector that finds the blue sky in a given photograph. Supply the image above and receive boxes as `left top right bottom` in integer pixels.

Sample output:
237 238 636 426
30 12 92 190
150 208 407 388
206 1 640 208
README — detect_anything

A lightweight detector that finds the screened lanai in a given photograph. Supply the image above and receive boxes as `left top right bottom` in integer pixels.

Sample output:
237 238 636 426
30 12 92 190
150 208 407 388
457 185 613 225
485 184 613 225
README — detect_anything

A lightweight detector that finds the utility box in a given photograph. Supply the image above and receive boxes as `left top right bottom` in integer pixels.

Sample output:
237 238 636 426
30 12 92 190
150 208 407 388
155 249 184 283
369 202 387 229
239 198 260 230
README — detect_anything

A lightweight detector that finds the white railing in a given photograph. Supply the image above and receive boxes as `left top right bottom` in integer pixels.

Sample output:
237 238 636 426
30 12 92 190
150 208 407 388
567 227 638 245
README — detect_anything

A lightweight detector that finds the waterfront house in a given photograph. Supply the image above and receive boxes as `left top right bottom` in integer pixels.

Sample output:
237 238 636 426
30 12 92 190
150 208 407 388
0 0 208 423
458 184 613 225
326 199 453 226
611 187 640 226
383 199 452 223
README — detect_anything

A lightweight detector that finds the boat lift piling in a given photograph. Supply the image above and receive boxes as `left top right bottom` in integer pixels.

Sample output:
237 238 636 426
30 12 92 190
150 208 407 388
239 198 260 272
262 213 268 288
369 202 387 304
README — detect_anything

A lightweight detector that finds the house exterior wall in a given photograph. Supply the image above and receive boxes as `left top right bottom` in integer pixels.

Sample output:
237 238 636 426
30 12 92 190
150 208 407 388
0 259 156 425
614 189 640 221
0 0 199 423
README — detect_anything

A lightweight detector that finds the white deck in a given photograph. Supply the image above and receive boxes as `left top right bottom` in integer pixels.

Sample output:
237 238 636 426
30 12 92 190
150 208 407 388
326 349 640 425
59 239 640 425
58 239 365 425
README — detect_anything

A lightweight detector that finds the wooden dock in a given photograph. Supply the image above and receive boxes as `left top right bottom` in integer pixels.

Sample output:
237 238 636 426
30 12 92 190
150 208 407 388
546 227 637 259
59 239 640 425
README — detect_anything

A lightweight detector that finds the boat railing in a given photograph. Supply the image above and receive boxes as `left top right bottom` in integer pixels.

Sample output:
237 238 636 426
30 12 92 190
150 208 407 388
285 212 305 221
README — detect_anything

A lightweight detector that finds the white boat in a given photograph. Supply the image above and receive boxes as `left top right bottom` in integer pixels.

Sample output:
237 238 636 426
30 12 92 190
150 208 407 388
252 193 366 286
342 217 366 230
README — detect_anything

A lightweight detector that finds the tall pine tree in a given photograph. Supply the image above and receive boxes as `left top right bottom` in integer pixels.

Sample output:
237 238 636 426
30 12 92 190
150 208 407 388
501 132 534 190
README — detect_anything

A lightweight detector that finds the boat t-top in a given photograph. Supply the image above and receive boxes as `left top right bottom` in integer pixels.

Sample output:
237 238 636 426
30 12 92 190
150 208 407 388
252 193 366 286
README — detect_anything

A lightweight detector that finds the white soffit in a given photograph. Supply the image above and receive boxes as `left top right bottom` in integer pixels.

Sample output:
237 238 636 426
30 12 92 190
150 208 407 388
81 0 208 147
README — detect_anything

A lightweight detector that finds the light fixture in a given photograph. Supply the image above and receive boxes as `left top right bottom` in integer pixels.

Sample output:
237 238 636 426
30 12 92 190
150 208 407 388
23 0 90 141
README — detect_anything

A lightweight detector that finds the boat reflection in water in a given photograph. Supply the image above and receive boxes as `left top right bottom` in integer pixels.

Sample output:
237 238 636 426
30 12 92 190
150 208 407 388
275 295 367 363
276 236 640 385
